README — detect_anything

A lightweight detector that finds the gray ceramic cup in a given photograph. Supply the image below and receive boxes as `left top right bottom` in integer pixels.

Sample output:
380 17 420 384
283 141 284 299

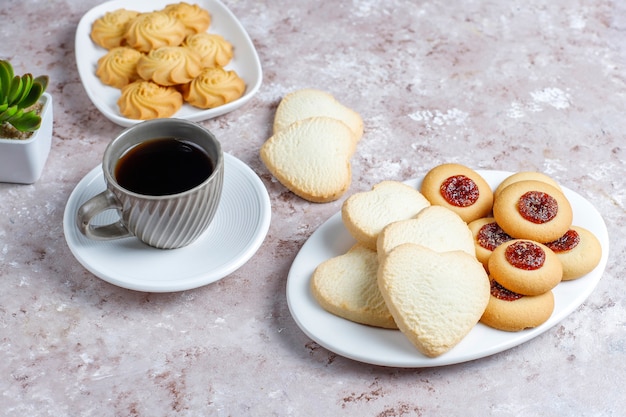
77 119 224 249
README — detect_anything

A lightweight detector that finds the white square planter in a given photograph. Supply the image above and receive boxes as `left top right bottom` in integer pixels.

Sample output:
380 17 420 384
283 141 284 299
0 93 53 184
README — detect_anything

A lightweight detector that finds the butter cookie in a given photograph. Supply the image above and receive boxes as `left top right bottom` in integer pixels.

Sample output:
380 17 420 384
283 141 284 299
468 217 514 271
183 33 233 68
494 171 562 200
124 11 187 53
181 67 245 109
91 8 140 49
545 226 602 281
96 46 143 88
493 180 573 242
420 163 494 223
488 239 562 296
164 2 211 36
117 80 183 120
480 279 554 332
136 46 203 86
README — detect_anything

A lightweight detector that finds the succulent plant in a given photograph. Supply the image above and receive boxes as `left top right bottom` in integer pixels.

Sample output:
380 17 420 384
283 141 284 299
0 59 49 133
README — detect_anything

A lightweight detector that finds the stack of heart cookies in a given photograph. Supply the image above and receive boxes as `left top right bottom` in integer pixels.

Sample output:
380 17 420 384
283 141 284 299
312 171 492 358
260 89 363 203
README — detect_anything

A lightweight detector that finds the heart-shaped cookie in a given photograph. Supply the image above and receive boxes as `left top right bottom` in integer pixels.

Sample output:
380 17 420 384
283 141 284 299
378 243 490 357
377 205 475 262
341 180 431 250
273 88 364 140
311 244 397 329
260 117 357 203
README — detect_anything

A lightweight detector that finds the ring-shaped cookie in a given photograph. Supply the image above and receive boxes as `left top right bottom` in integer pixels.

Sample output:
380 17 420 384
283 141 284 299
480 279 554 332
488 239 562 296
468 217 513 270
420 163 493 223
493 180 572 242
545 226 602 281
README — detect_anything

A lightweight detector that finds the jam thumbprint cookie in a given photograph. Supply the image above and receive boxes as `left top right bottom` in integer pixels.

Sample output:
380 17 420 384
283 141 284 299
468 217 514 271
493 180 573 242
420 163 493 223
480 279 554 332
488 239 562 296
493 171 562 200
545 226 602 281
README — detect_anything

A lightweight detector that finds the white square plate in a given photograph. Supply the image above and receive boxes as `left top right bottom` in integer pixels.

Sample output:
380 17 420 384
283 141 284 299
75 0 262 127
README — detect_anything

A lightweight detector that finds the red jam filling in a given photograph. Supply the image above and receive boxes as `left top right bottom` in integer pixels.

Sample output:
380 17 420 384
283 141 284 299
517 191 558 224
545 229 580 253
440 175 479 207
477 222 514 251
490 279 523 301
505 241 545 270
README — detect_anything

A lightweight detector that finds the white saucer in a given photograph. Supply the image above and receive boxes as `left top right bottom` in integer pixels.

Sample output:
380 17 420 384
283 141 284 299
75 0 263 127
63 153 271 292
287 170 609 367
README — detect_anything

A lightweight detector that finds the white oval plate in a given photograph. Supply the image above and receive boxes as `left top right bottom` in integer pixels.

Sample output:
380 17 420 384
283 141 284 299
63 153 271 292
286 170 609 367
75 0 262 127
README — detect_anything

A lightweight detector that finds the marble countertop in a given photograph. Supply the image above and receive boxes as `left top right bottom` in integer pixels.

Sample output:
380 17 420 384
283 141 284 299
2 0 625 415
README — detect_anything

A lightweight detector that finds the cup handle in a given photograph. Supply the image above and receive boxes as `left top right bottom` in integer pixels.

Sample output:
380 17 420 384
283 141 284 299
76 189 132 240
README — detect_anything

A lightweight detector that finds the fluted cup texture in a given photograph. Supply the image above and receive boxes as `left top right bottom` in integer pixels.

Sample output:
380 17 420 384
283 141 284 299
116 165 223 249
77 119 224 249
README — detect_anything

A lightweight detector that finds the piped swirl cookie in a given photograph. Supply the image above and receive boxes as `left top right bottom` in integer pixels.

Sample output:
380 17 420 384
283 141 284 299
124 11 187 53
420 163 494 223
164 2 212 36
117 80 183 119
136 46 203 86
181 67 245 109
183 33 233 68
90 8 140 49
96 46 143 88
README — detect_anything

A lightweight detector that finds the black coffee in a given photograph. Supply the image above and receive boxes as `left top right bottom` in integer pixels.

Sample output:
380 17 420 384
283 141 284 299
115 137 214 196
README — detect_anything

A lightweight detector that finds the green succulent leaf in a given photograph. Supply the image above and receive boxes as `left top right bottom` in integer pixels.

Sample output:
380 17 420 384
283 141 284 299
10 110 41 132
18 74 34 104
0 102 8 113
0 60 14 99
0 104 18 123
6 108 24 124
34 75 48 93
21 80 45 109
7 75 25 106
